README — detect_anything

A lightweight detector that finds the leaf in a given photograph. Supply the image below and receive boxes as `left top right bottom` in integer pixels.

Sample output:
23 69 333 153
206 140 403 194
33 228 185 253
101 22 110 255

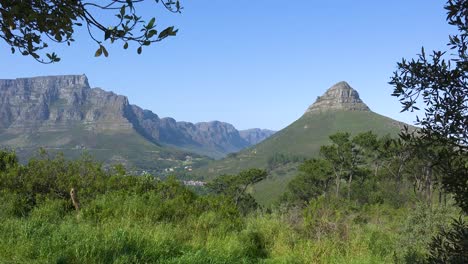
123 42 129 49
158 26 177 39
137 46 142 54
95 46 103 57
120 5 125 17
102 46 109 57
147 29 157 38
147 17 156 29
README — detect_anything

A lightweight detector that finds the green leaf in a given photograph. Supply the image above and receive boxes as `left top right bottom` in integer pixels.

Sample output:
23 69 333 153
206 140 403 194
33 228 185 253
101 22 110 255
158 26 177 39
123 42 129 49
95 46 103 57
120 5 125 17
147 29 157 38
147 17 156 29
102 46 109 57
137 46 142 54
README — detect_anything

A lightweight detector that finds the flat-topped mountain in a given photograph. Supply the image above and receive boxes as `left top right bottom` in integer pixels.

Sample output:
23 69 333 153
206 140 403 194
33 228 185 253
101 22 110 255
193 81 408 204
0 75 275 169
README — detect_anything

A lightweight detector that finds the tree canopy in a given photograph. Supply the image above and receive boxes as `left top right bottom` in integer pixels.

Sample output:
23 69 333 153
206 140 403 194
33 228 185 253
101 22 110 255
390 1 468 261
390 0 468 214
0 0 181 63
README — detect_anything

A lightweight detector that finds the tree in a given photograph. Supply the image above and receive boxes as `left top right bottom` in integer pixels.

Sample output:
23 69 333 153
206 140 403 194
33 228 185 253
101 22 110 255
282 158 333 206
320 132 366 200
390 1 468 262
206 168 267 214
390 0 468 214
0 0 181 63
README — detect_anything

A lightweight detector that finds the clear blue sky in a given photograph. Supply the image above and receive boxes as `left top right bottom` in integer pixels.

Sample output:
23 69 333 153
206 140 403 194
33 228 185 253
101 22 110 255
0 1 453 130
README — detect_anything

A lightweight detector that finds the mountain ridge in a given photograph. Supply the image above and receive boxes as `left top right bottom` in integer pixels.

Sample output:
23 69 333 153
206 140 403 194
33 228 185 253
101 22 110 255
0 75 275 167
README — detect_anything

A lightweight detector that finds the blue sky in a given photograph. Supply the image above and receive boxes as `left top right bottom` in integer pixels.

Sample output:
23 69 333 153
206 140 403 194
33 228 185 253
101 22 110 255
0 1 453 130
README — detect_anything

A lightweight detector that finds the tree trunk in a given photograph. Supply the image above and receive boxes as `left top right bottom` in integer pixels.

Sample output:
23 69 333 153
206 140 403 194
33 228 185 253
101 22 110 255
70 187 80 211
347 173 353 200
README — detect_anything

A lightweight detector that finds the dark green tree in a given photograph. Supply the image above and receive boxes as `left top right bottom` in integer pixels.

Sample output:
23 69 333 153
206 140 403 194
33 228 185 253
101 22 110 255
320 132 366 200
0 149 18 172
282 158 333 205
390 0 467 214
390 1 468 262
0 0 181 63
207 168 267 214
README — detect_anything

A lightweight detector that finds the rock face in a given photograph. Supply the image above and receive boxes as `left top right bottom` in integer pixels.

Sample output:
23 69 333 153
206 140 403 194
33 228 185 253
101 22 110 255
0 75 274 159
128 105 253 157
0 75 133 133
239 129 276 145
306 81 370 113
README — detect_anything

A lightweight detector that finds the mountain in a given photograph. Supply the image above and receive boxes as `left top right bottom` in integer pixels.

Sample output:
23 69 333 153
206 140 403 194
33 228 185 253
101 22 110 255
0 75 274 170
192 81 408 204
239 129 276 145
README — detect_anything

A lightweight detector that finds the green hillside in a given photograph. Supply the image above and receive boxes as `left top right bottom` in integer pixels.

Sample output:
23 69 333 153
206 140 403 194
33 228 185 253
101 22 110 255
0 125 207 174
193 110 407 204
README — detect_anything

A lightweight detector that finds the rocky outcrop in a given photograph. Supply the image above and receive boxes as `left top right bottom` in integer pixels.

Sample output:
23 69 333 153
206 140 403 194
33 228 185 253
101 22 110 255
239 128 276 145
306 81 370 113
0 75 133 133
0 75 275 158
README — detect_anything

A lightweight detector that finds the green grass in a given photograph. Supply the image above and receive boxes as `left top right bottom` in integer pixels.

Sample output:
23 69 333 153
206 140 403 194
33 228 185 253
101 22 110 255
0 194 456 264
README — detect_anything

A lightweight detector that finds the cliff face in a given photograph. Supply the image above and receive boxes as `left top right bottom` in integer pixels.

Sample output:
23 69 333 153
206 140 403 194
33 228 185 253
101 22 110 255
305 81 370 113
239 128 276 145
0 75 133 133
128 105 252 158
0 75 274 159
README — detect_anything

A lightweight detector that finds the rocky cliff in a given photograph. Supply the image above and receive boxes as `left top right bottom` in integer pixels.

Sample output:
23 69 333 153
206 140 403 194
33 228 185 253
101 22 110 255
0 75 274 159
305 81 370 113
0 75 133 134
239 128 276 145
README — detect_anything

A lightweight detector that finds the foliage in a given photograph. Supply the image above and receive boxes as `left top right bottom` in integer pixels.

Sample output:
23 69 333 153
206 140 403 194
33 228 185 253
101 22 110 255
390 0 468 214
267 153 305 170
281 159 333 205
206 168 267 214
426 217 468 264
0 148 460 263
0 0 181 63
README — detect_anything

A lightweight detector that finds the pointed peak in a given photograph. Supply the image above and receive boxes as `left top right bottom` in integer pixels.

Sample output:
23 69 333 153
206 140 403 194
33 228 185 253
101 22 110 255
305 81 370 113
328 81 353 90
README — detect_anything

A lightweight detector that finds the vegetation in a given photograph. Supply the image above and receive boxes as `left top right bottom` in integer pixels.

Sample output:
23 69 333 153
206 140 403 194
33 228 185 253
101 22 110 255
389 0 468 262
195 110 406 181
0 130 463 263
0 0 181 63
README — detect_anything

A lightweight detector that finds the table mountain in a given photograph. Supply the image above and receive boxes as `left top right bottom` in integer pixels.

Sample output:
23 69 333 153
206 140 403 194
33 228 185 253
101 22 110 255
0 75 274 169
